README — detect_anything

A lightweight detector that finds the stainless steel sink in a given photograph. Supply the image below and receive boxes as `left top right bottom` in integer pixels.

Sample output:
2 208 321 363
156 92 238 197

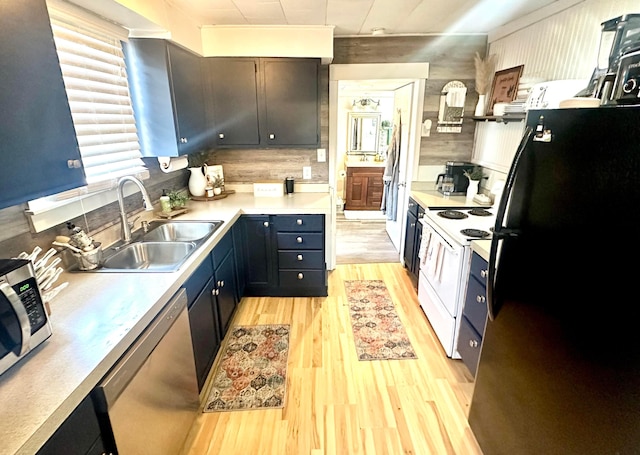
84 220 224 272
101 241 196 271
142 220 222 242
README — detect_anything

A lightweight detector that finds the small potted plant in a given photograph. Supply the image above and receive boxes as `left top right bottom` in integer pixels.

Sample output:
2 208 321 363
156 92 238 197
210 175 224 195
168 190 189 210
463 167 484 199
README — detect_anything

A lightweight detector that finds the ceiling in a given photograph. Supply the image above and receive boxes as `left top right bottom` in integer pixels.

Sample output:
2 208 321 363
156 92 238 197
169 0 560 36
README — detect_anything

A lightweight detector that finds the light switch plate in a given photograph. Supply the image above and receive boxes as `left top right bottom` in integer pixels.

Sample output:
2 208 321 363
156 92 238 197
303 166 312 179
317 148 326 162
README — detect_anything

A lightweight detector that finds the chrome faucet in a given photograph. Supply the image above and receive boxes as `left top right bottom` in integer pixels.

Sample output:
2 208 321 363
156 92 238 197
117 176 154 242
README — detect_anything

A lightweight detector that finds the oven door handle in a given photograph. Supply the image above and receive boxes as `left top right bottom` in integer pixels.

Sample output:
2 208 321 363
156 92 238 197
421 222 459 255
0 282 31 356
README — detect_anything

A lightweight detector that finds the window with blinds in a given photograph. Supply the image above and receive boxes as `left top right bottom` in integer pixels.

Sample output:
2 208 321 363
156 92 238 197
49 15 147 194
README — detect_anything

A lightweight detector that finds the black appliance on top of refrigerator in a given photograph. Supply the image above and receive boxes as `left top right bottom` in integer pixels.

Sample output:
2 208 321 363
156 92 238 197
468 106 640 455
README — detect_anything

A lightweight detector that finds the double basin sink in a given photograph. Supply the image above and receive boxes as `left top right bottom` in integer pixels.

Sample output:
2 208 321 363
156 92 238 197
97 220 223 272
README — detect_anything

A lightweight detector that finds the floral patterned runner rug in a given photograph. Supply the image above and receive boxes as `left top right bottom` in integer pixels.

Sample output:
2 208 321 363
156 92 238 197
344 280 418 361
203 324 290 412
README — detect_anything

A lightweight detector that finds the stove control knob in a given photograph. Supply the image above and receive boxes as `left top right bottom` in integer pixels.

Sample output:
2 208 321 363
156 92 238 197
623 78 637 94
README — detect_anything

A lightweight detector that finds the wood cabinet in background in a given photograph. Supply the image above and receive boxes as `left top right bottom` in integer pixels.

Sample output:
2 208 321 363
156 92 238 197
205 57 320 147
345 167 384 210
0 0 86 210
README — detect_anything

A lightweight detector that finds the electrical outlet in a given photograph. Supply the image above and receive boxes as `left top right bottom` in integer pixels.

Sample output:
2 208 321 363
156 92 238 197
303 166 312 179
317 148 326 162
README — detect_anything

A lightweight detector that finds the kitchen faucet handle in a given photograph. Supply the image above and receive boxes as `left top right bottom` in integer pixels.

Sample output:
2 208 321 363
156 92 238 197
128 215 140 231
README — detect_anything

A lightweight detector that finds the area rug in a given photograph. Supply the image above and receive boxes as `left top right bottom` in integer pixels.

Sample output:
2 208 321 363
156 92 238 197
344 280 417 361
203 324 290 412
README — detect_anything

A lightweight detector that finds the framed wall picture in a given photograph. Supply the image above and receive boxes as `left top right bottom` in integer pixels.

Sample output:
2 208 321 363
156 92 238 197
487 65 524 115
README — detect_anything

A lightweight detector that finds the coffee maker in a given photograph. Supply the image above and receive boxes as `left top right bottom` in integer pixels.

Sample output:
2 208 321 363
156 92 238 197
435 161 475 195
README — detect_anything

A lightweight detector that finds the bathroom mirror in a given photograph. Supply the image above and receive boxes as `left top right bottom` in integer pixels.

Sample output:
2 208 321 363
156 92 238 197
347 112 380 154
437 80 467 133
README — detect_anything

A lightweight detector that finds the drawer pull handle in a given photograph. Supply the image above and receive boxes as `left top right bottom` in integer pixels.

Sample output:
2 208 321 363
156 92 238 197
480 269 488 278
296 236 303 243
476 295 486 303
297 254 303 261
264 221 269 227
218 133 225 139
217 280 224 287
297 273 304 280
469 339 478 348
269 133 275 139
296 219 303 225
212 289 219 296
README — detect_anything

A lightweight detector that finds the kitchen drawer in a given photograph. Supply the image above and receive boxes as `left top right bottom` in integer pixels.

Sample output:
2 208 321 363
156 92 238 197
277 232 323 250
470 252 489 285
463 276 488 334
184 256 214 306
458 317 482 377
211 230 233 269
278 269 326 288
273 215 324 232
278 250 324 269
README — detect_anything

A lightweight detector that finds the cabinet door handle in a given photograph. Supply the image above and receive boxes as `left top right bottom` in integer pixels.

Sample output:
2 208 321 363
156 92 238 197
296 219 303 225
469 339 479 348
180 137 188 143
480 269 488 278
269 133 275 140
212 289 219 296
296 236 303 243
218 133 225 139
67 159 82 169
476 295 486 303
410 222 415 228
217 280 225 287
297 273 304 280
264 221 269 227
297 254 303 261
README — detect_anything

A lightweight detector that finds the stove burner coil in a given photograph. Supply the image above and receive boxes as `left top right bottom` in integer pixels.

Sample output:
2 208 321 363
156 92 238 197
461 229 491 238
468 208 492 217
437 210 468 220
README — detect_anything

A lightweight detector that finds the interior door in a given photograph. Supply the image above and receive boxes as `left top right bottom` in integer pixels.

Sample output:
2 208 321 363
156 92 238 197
385 83 415 251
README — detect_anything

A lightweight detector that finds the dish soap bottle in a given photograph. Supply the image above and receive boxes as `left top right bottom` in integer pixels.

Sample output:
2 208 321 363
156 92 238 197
160 189 171 213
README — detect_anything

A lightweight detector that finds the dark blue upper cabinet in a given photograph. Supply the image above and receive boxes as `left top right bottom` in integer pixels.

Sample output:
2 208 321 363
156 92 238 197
0 0 86 210
124 39 207 157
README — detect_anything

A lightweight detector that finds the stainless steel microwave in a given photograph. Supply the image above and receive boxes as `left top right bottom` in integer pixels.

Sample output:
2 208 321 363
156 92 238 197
0 259 52 377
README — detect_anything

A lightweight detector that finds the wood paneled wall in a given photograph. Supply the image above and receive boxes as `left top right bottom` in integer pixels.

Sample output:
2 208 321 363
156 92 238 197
333 36 487 166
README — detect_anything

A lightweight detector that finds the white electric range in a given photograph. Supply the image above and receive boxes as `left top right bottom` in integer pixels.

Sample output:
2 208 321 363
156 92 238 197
417 207 496 358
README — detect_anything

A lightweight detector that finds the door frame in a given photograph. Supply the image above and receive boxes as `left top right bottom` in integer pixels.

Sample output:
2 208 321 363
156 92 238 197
327 63 429 270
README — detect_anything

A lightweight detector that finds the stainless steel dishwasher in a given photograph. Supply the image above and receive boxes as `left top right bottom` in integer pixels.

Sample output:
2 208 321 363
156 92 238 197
92 288 199 454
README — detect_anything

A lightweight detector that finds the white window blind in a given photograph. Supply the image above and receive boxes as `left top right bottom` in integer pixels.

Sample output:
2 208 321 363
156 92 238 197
49 15 147 193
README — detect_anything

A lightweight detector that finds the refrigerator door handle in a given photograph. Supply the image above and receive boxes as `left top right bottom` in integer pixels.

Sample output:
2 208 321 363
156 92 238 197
487 126 533 321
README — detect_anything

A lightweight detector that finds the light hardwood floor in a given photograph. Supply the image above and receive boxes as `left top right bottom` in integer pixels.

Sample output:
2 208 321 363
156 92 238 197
183 263 482 455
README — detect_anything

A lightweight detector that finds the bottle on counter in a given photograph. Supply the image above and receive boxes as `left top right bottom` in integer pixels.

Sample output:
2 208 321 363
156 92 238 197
160 189 171 213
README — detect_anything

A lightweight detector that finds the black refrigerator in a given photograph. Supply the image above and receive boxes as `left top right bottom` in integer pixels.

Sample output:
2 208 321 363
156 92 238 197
469 106 640 455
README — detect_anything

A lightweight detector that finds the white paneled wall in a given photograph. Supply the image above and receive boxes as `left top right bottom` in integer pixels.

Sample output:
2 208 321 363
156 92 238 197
474 0 639 177
472 121 525 173
489 0 639 81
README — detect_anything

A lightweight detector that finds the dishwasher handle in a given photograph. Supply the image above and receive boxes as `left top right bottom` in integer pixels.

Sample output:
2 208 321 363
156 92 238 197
93 288 188 412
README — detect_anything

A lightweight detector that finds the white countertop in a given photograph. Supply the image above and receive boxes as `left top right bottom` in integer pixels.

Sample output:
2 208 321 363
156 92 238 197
471 240 491 261
410 187 492 209
0 192 331 455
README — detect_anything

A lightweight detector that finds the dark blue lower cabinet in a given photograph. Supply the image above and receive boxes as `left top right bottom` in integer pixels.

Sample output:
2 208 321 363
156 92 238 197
37 395 106 455
239 214 327 297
